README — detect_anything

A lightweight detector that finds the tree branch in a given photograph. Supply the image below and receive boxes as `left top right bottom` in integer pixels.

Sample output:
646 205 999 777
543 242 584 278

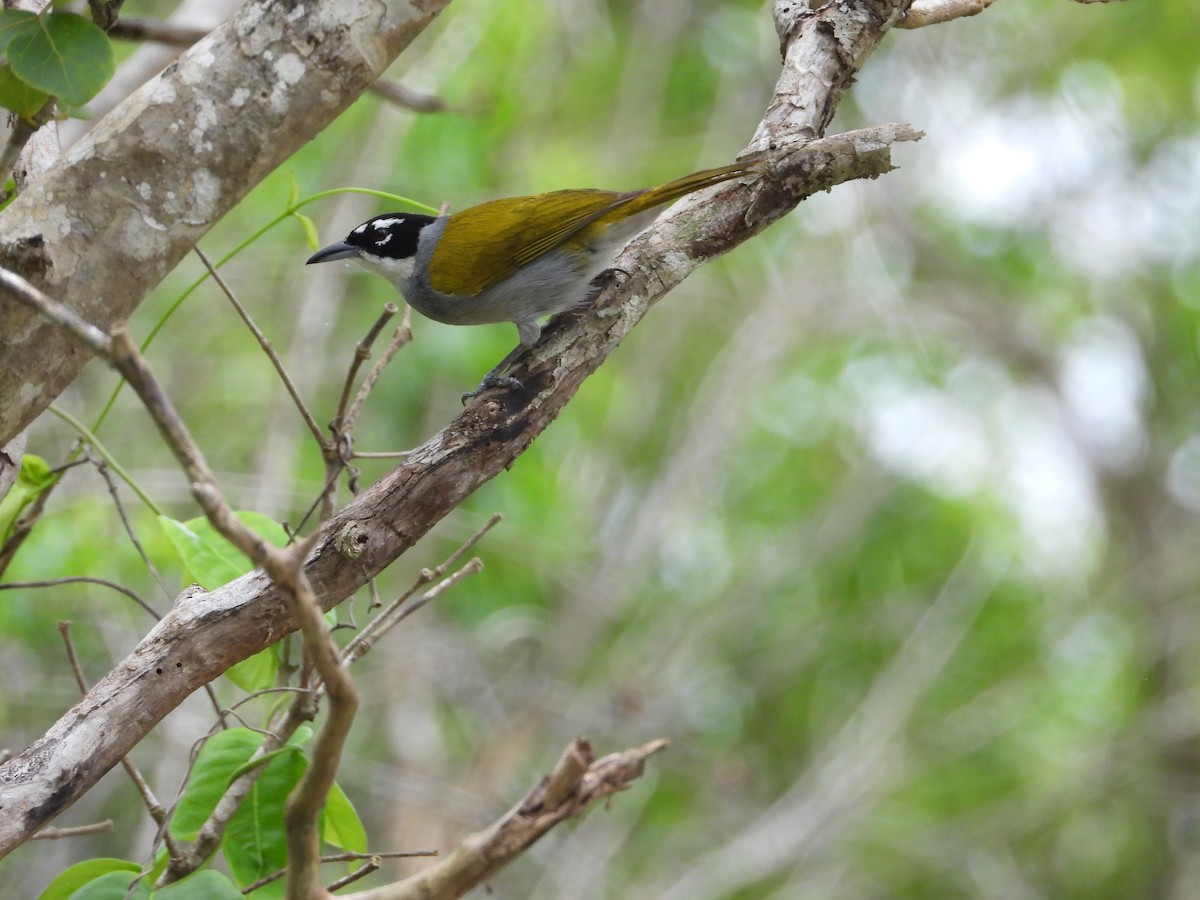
0 120 917 859
342 738 669 900
0 0 451 445
898 0 998 28
0 0 918 858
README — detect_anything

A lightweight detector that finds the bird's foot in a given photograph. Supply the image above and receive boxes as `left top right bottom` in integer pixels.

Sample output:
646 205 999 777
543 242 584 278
461 372 524 405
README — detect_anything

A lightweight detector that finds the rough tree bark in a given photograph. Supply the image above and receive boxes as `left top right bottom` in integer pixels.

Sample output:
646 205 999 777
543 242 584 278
0 0 451 445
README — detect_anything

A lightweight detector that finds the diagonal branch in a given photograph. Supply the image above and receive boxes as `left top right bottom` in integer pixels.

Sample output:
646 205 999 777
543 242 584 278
0 0 918 857
0 0 452 446
342 738 669 900
0 121 918 860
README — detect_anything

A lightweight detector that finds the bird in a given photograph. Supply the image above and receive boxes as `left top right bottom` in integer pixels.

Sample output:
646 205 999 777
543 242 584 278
306 160 757 399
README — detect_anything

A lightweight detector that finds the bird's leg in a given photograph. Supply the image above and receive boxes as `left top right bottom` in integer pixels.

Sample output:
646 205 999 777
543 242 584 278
461 321 541 404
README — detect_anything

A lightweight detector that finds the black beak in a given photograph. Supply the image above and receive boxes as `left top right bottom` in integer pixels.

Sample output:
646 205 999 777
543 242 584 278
306 241 360 265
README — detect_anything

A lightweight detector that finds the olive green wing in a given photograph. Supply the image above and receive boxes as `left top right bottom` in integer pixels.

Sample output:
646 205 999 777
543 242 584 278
428 189 629 297
427 161 755 298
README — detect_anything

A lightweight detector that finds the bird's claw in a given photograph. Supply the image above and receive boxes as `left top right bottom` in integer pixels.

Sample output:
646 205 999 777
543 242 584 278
461 372 524 405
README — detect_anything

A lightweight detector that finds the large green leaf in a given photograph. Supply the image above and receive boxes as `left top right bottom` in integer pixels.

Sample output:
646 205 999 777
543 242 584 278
322 781 368 853
158 512 289 590
0 11 113 106
170 726 313 844
159 512 291 691
154 870 243 899
223 746 309 897
169 728 264 840
0 61 46 117
37 859 140 900
65 870 150 900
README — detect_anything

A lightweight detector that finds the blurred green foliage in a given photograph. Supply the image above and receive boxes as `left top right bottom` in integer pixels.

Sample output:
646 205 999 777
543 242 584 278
3 0 1200 897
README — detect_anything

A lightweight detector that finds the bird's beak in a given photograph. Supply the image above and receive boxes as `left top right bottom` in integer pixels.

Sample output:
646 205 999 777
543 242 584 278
306 241 360 264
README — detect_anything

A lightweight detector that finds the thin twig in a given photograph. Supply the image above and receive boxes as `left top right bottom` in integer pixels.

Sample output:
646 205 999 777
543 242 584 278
0 267 110 352
898 0 998 27
364 80 447 113
326 859 381 892
31 821 115 840
333 303 399 431
82 445 174 602
349 450 415 460
320 304 404 522
47 405 161 514
194 247 325 447
242 850 438 893
343 738 669 900
339 558 482 672
0 577 158 621
339 513 501 668
342 311 414 436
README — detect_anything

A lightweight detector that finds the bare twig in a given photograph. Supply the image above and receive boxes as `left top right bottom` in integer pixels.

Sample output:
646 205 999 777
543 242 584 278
319 304 406 522
898 0 998 28
0 269 110 353
242 850 438 893
106 17 207 45
327 859 382 892
82 445 173 602
364 80 447 113
0 577 158 621
342 558 482 674
343 738 670 900
341 313 414 436
333 303 399 430
194 247 325 447
31 821 115 840
339 513 501 669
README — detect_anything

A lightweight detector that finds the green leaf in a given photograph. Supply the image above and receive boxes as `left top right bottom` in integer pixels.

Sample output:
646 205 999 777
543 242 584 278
154 870 243 899
37 859 140 900
223 644 279 693
170 728 263 840
170 726 311 845
223 746 309 896
293 212 320 251
64 870 150 900
159 512 288 690
323 782 368 853
0 10 35 54
158 512 289 590
0 453 55 542
4 12 114 106
0 62 47 117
